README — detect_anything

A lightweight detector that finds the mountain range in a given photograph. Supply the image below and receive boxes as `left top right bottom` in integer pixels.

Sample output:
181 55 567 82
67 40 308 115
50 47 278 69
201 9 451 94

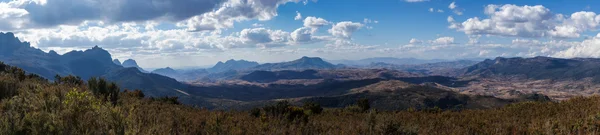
253 56 339 70
152 56 341 82
5 31 600 110
0 32 190 100
328 57 449 66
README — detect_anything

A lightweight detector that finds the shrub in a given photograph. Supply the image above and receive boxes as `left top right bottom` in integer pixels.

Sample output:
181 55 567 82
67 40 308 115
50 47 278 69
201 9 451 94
357 98 370 112
151 96 181 105
302 101 323 115
249 108 261 117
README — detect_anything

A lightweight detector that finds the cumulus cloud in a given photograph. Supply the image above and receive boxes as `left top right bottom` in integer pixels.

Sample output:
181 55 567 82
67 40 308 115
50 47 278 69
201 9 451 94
239 27 290 48
0 0 225 28
0 0 314 31
449 2 457 9
450 4 600 39
448 2 463 15
409 38 423 44
431 37 454 45
554 33 600 58
13 21 305 55
303 16 330 29
391 38 579 60
180 0 308 32
328 21 364 38
294 11 302 20
0 1 29 30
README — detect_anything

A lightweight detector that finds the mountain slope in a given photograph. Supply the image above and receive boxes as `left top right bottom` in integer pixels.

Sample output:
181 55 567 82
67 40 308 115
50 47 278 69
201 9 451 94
461 57 600 82
253 56 337 71
0 32 204 102
298 80 520 110
208 59 259 73
122 59 148 73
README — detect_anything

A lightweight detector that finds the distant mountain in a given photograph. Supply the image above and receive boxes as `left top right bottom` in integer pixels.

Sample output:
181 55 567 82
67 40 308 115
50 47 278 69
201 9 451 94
152 67 178 77
461 56 600 82
113 59 122 66
0 32 201 102
253 56 336 71
297 80 518 110
122 59 148 73
151 67 210 82
329 57 447 66
103 67 187 97
240 70 320 83
0 32 123 79
208 59 259 73
364 60 480 76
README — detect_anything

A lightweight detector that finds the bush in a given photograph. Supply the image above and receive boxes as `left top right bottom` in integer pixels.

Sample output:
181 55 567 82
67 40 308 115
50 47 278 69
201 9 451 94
151 96 181 105
0 77 18 100
302 101 323 115
357 98 370 112
249 108 261 117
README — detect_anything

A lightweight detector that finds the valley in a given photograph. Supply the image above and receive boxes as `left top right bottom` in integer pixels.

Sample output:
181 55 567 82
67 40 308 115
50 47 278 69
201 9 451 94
2 32 600 110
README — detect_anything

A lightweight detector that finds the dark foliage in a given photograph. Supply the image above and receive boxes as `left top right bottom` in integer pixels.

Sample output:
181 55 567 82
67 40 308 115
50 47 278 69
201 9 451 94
151 96 181 105
357 98 371 112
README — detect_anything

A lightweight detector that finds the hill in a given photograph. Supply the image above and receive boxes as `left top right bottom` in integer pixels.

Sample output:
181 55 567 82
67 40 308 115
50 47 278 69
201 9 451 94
151 67 179 77
208 59 259 73
461 57 600 81
122 59 148 73
297 80 519 110
252 56 337 71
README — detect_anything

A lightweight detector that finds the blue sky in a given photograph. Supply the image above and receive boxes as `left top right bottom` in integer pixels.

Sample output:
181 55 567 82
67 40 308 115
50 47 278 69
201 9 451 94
2 0 600 68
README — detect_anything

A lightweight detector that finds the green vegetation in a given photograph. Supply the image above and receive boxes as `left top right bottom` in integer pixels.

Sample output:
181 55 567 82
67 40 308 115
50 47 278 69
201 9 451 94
3 62 600 134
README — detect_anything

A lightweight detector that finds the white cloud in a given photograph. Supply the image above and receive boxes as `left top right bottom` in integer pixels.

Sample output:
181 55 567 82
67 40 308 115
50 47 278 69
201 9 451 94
0 0 224 29
429 8 444 13
328 21 364 38
363 18 378 24
450 4 600 39
409 38 423 44
303 16 330 29
449 2 457 9
179 0 309 32
554 33 600 58
431 37 455 45
291 27 314 43
448 2 463 15
447 16 455 23
294 11 302 20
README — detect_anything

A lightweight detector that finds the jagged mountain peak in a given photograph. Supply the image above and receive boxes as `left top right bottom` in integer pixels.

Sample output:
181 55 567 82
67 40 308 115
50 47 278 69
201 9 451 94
113 59 122 66
0 32 30 53
122 59 139 67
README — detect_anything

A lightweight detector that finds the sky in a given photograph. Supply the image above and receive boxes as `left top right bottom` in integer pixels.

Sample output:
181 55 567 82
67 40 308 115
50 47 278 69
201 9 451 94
2 0 600 68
